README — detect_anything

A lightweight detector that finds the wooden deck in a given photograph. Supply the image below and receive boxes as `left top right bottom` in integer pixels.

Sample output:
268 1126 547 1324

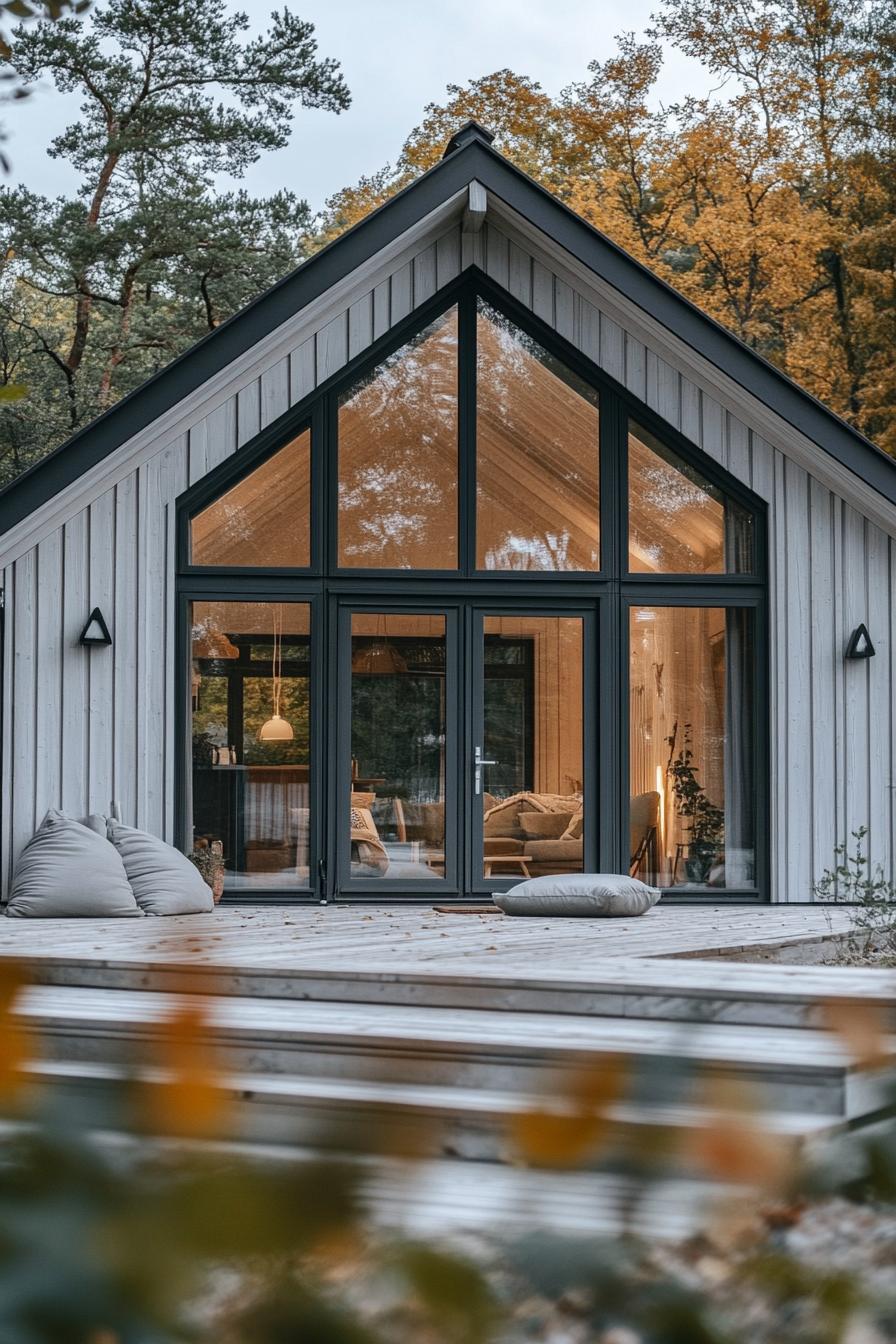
2 902 894 1239
0 902 862 981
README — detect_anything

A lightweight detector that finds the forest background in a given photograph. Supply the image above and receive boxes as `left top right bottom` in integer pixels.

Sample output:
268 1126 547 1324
0 0 894 487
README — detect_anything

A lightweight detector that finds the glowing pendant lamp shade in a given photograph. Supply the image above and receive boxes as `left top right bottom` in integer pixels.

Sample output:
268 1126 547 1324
258 605 293 741
350 614 408 675
258 712 293 742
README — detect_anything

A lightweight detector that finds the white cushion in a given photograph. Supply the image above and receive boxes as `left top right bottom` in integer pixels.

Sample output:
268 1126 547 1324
493 873 661 917
6 810 142 918
106 821 214 916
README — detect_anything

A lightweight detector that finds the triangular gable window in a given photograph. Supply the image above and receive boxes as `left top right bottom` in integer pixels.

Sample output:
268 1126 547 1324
337 307 459 570
190 427 311 568
185 288 758 581
628 420 754 574
476 300 600 572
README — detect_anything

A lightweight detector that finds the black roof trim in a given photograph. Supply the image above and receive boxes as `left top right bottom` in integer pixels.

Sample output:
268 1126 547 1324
0 145 475 533
473 146 896 507
2 123 894 536
443 119 496 156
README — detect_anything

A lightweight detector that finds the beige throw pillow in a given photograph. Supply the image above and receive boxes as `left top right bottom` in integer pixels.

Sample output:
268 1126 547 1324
561 810 584 840
519 811 574 840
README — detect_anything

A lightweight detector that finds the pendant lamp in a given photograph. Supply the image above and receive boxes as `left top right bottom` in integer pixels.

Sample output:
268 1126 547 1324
258 605 294 741
351 614 408 675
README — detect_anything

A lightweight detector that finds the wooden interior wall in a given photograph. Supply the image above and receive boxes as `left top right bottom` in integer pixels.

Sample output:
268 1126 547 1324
1 205 894 901
629 607 725 882
484 616 584 798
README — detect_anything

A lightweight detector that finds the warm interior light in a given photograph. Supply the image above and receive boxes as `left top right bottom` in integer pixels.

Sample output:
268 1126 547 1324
258 712 293 742
351 641 408 675
350 614 408 675
258 604 293 741
656 763 666 876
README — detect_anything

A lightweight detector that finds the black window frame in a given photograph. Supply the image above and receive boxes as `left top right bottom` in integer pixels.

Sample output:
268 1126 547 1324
175 269 768 904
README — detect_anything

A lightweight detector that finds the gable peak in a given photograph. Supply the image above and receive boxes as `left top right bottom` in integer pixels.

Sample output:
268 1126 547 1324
442 120 496 158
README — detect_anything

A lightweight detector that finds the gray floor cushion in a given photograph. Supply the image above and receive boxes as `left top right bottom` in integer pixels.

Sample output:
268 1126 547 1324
494 873 661 917
106 821 214 915
7 810 142 918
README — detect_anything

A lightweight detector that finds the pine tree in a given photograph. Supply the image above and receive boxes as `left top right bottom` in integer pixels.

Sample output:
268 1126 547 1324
0 0 349 483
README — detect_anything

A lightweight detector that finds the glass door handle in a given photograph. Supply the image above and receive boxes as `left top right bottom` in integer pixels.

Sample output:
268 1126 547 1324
473 746 497 795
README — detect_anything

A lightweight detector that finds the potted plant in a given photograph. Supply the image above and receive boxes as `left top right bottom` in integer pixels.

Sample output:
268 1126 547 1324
189 838 225 903
665 721 724 883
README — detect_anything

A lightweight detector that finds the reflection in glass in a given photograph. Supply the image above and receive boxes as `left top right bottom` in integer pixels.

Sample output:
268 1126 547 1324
190 601 311 889
349 614 448 879
628 421 754 573
338 309 458 569
629 606 755 890
477 302 600 571
190 429 311 567
481 616 584 880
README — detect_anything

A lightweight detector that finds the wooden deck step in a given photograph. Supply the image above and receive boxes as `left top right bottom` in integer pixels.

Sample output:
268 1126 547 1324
16 954 896 1028
18 1056 853 1173
15 985 895 1119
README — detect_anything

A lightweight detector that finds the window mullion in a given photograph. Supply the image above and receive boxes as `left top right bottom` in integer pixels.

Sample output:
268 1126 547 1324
599 388 626 583
458 288 477 578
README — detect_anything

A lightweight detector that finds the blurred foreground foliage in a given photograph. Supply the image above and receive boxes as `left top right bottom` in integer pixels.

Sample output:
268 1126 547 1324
0 968 893 1343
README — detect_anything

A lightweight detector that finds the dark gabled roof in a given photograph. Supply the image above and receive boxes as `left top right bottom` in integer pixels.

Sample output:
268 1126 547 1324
2 121 895 535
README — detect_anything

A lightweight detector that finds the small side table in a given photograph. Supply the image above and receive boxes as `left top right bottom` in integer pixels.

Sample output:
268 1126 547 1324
483 854 532 879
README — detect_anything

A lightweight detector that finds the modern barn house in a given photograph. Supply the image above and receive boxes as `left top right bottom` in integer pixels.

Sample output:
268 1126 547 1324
1 122 895 908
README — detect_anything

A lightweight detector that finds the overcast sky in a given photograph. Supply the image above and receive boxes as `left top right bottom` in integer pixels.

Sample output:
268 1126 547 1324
3 0 712 214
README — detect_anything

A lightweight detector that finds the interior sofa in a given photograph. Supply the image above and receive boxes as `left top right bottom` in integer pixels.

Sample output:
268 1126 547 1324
349 788 660 879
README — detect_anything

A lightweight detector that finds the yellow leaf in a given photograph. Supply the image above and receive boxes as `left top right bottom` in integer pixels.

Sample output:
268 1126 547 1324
510 1057 628 1167
136 1001 227 1139
822 999 891 1068
0 960 33 1101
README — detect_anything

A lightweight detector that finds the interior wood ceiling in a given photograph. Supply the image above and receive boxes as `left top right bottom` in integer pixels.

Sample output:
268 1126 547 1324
190 307 728 576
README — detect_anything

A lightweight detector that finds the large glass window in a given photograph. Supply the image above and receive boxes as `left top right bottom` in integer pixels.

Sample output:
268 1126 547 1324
338 308 459 569
476 301 600 571
190 429 311 567
191 601 311 890
628 421 754 573
181 285 765 901
629 605 755 890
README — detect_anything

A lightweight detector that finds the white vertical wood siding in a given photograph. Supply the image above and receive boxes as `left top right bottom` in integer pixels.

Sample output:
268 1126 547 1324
1 224 465 890
2 211 894 901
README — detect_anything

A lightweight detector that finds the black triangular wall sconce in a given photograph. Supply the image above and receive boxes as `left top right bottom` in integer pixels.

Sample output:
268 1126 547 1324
845 623 875 660
79 607 112 647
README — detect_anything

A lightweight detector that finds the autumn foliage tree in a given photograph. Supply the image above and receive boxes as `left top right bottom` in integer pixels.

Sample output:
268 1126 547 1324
2 0 894 481
316 0 896 453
